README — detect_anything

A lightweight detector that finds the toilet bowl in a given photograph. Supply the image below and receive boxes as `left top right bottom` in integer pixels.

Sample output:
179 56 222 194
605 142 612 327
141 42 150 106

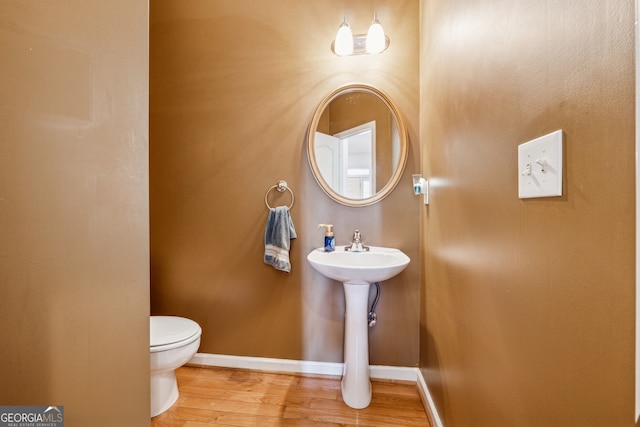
150 316 202 417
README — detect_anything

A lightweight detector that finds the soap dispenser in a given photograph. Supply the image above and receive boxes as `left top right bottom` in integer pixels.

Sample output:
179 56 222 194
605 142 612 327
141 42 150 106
318 224 335 252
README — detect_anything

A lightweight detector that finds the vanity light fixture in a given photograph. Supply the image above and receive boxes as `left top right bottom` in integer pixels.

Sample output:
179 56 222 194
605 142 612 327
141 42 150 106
412 174 429 205
331 13 390 56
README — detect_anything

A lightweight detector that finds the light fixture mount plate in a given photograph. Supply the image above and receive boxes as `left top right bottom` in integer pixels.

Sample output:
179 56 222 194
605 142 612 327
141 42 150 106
331 34 390 56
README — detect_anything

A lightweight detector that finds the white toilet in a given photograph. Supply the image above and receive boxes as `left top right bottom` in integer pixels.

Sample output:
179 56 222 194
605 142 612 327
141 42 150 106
150 316 202 417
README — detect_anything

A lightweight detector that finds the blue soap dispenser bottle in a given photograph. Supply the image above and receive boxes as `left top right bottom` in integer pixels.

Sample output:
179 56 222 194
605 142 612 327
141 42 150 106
318 224 335 252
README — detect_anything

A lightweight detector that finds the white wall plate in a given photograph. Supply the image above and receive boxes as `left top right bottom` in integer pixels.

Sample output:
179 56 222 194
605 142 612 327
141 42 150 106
518 130 564 199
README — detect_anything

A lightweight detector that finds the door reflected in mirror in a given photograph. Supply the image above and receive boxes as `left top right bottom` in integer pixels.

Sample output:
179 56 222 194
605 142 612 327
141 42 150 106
307 84 407 207
315 120 376 199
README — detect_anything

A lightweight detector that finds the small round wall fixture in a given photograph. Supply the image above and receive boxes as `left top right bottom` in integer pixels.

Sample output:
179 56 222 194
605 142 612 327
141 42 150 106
306 84 408 207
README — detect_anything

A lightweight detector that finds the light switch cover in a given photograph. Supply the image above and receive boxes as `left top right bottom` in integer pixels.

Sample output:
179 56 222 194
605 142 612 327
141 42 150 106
518 130 563 199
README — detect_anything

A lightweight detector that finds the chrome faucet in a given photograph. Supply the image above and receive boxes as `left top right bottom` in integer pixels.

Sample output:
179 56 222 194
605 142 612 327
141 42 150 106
345 229 370 252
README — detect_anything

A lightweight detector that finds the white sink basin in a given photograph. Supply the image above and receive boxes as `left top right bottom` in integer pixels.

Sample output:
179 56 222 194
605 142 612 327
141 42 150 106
306 245 410 409
307 246 410 284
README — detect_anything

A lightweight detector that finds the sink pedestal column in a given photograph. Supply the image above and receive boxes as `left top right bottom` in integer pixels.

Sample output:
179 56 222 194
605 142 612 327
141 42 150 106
341 281 372 409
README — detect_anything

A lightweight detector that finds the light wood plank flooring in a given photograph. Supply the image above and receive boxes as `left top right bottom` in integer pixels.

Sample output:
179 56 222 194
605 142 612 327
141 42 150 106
151 366 431 427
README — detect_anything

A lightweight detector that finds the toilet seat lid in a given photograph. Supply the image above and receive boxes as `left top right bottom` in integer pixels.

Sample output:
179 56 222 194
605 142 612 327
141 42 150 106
150 316 201 347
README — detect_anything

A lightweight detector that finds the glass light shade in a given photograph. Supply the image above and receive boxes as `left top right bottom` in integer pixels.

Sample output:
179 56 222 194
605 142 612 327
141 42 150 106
335 18 354 56
366 18 385 54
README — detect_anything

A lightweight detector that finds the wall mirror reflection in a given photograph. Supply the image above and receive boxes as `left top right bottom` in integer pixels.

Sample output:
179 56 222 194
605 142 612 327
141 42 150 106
307 84 408 207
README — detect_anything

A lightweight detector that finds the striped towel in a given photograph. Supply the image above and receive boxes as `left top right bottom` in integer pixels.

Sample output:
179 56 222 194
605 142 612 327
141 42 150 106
264 206 297 273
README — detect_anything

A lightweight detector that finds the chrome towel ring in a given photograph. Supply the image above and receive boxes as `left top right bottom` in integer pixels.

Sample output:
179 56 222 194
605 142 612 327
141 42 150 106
264 180 295 210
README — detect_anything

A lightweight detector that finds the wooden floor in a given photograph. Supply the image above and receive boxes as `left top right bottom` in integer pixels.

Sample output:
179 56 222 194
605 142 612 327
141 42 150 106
151 366 431 427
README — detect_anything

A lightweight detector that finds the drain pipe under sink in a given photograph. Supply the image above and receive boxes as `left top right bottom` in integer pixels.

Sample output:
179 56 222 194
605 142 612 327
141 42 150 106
368 282 380 327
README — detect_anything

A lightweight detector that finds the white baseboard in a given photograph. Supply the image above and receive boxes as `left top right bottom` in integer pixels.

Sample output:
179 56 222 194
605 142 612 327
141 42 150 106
190 353 344 377
189 353 443 426
417 368 444 427
189 352 418 382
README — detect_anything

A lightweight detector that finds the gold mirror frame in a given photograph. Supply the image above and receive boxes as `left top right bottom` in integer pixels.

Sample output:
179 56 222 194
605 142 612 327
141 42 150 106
306 84 409 207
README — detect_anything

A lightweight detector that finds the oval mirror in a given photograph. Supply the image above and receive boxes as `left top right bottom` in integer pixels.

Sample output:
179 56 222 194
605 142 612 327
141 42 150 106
307 84 408 207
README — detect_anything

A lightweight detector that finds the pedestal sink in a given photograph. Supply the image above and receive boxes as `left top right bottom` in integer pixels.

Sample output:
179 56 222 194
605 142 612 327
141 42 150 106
307 246 410 409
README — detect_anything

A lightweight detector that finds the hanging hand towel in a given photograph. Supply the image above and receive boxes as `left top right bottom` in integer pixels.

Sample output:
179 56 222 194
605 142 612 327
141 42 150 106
264 206 297 273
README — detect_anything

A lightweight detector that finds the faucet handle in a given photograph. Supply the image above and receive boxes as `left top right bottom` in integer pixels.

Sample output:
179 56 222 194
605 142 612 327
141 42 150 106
353 230 361 241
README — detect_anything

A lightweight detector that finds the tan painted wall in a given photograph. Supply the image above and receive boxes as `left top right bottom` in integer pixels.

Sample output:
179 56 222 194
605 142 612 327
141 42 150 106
0 2 150 426
150 0 420 366
419 1 636 425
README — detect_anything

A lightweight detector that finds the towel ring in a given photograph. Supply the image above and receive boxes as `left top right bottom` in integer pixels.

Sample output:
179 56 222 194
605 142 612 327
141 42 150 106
264 180 295 210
